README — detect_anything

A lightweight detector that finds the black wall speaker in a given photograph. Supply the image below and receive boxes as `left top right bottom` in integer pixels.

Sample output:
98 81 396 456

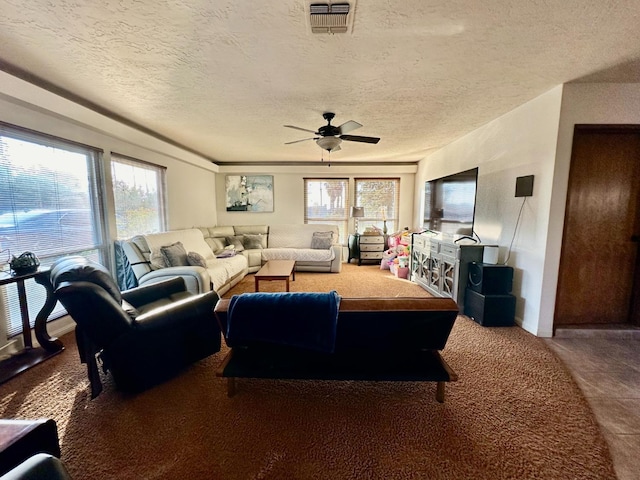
467 262 513 295
464 289 516 327
515 175 534 197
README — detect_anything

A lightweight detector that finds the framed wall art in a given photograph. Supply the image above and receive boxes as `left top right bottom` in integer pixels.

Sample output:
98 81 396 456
225 175 274 212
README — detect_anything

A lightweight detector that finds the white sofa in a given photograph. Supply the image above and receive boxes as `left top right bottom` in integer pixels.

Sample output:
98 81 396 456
121 224 342 296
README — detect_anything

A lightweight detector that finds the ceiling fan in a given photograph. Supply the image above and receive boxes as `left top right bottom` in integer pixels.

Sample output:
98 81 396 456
284 112 380 152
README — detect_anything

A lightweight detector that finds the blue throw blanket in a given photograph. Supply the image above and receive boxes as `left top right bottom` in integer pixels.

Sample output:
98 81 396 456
226 291 341 353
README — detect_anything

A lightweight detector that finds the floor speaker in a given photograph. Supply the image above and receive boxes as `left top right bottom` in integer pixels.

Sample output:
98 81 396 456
464 289 516 327
467 262 513 295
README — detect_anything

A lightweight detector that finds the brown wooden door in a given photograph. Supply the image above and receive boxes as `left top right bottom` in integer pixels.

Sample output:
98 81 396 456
555 127 640 327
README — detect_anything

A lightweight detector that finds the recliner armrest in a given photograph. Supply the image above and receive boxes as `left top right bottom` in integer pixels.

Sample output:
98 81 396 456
133 290 219 331
122 277 186 307
138 266 211 294
0 454 71 480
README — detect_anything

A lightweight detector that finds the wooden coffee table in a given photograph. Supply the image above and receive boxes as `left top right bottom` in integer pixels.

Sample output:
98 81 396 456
254 260 295 292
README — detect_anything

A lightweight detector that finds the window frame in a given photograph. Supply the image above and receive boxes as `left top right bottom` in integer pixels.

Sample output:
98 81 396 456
303 178 349 244
110 153 167 240
0 121 108 340
354 178 401 234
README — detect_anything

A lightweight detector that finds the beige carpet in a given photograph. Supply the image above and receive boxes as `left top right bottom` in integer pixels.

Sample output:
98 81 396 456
0 264 616 479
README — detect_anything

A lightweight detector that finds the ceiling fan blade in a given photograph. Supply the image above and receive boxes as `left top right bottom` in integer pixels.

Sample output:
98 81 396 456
340 134 380 144
284 125 318 134
285 137 317 145
338 120 362 135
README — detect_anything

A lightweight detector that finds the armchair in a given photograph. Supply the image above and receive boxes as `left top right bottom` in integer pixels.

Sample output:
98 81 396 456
50 256 221 398
0 454 71 480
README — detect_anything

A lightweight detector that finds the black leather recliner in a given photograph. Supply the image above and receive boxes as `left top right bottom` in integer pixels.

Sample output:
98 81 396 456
50 256 221 398
0 454 71 480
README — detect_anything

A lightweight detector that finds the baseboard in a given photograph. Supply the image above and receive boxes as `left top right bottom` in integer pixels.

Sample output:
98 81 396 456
0 338 24 360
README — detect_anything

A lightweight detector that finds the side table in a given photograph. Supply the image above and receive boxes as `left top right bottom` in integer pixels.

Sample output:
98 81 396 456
356 234 386 265
0 268 64 384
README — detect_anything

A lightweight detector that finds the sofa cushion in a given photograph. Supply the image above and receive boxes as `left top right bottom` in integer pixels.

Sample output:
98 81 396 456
310 231 334 249
208 226 236 238
242 234 264 250
145 229 216 269
204 237 225 253
234 225 269 247
131 235 162 269
207 254 248 293
268 224 339 249
161 241 189 266
262 247 335 262
225 236 245 252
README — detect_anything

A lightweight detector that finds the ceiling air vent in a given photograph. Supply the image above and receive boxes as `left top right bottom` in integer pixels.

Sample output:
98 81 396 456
310 3 350 34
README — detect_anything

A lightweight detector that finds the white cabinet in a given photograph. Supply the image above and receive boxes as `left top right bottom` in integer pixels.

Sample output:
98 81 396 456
411 233 484 310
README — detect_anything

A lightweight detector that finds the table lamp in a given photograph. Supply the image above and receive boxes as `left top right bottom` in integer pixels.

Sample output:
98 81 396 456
351 206 364 234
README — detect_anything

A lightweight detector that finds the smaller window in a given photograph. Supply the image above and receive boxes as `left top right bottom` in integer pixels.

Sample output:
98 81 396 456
304 178 349 244
355 178 400 234
111 154 167 239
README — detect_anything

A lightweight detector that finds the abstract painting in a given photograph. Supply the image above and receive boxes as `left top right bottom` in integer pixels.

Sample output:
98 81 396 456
225 175 274 212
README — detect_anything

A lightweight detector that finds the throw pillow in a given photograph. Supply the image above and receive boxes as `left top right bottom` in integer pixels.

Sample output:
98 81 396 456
225 236 245 252
160 241 189 266
311 231 334 249
187 251 207 268
242 234 264 250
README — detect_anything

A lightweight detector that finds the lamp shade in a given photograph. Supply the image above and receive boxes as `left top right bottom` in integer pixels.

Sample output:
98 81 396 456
317 136 342 152
351 206 364 218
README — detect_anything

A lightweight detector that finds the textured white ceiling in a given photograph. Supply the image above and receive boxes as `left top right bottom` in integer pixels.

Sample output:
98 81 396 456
2 0 640 164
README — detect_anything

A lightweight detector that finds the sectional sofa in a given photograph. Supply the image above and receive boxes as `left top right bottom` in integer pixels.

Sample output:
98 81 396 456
120 224 342 296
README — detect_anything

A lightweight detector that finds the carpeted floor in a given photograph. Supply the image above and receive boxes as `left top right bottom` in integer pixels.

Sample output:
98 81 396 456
0 264 616 479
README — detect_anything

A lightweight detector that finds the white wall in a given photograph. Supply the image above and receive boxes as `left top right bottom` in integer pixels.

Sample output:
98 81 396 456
415 86 564 336
0 71 219 233
216 164 417 241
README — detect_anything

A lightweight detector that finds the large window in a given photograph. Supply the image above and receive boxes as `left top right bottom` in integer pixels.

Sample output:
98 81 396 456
111 154 167 239
0 123 105 342
304 178 349 244
355 178 400 234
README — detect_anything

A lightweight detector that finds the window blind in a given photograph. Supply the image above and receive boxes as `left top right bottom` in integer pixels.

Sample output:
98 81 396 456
0 123 105 340
111 153 167 239
354 178 401 233
304 178 349 244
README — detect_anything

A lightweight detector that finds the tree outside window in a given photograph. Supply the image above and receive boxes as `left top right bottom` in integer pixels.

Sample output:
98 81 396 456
304 178 348 244
355 178 400 234
111 155 166 239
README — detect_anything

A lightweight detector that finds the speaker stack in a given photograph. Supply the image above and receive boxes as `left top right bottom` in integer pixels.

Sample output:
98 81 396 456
464 263 515 326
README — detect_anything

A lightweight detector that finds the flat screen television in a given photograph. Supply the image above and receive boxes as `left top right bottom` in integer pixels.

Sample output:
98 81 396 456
423 167 478 236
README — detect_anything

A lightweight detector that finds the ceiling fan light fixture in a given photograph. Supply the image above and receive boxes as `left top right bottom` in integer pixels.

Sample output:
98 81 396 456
316 136 342 151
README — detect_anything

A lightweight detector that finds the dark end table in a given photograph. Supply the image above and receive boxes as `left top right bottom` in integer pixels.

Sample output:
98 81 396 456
0 268 64 385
